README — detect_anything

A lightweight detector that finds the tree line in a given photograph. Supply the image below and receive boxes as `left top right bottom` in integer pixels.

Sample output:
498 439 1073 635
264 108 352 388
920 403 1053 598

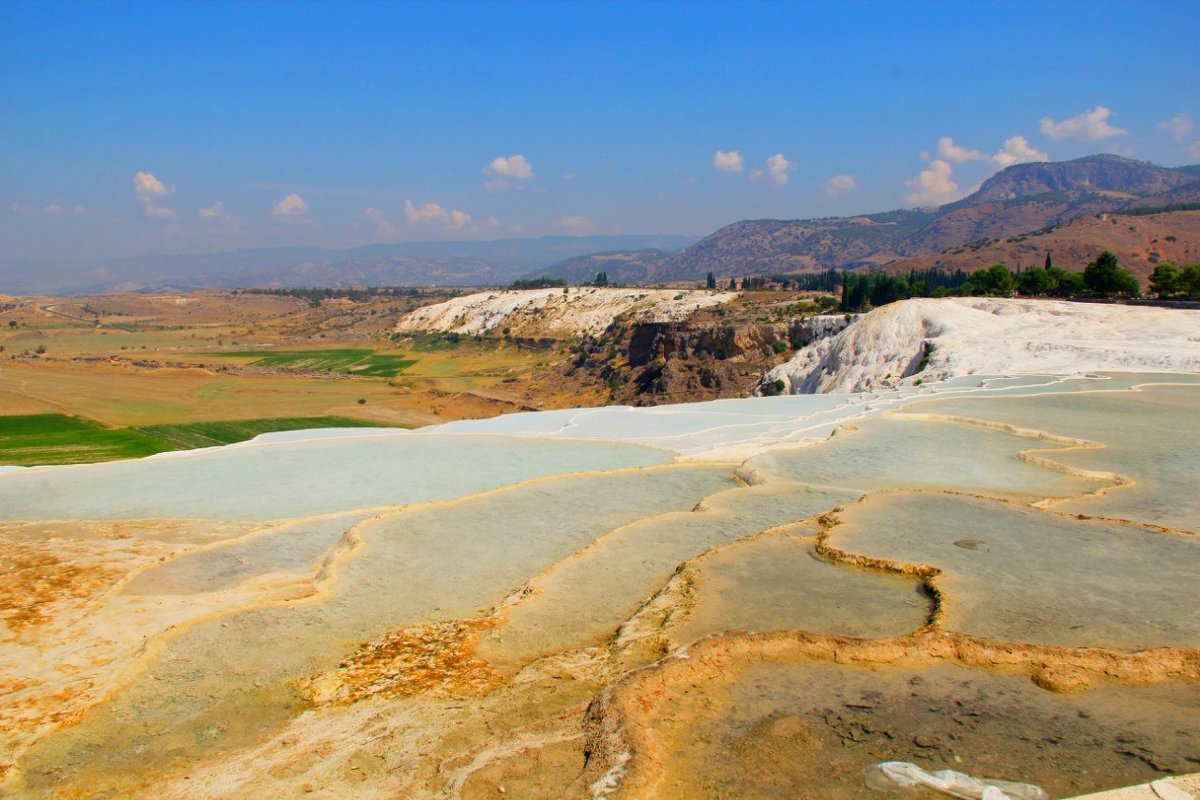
1148 262 1200 298
837 252 1152 311
238 286 429 306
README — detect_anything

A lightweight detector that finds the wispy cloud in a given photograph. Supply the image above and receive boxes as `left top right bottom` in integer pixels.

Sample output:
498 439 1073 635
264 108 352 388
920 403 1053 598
1040 106 1127 140
272 193 309 218
43 203 64 215
198 201 226 219
8 202 32 215
713 150 744 173
1158 113 1195 142
906 159 960 206
750 153 793 186
553 214 593 232
936 137 987 164
134 171 175 218
362 207 396 238
825 174 857 196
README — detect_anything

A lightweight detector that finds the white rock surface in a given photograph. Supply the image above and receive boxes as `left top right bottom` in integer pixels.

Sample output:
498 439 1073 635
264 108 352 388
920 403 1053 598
767 298 1200 394
396 287 738 338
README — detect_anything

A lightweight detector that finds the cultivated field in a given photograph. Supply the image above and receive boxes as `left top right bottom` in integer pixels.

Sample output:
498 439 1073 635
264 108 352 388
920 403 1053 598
0 290 558 465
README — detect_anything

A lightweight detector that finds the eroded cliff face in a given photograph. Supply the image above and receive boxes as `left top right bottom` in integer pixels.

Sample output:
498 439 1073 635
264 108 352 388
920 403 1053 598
554 315 851 406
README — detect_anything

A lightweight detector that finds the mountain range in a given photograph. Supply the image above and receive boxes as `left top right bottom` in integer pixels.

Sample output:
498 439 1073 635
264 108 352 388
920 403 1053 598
4 155 1199 295
0 235 697 296
605 154 1200 283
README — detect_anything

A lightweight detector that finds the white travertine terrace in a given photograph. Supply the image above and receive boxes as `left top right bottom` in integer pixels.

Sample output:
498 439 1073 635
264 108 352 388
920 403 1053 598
766 298 1200 394
3 298 1200 799
394 287 739 337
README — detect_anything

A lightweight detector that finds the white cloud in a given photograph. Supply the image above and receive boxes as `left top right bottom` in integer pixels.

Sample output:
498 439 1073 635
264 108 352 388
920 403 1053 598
935 135 1048 169
1039 106 1127 140
273 193 309 218
72 205 87 215
750 153 793 186
198 201 225 219
554 214 593 232
133 171 169 198
404 200 447 223
825 174 858 196
992 135 1049 168
143 204 176 219
8 202 32 214
563 172 577 181
713 150 744 172
1188 141 1200 160
133 170 175 218
484 215 502 228
906 159 961 206
936 137 987 163
1158 113 1195 143
403 199 471 230
484 154 535 180
43 203 64 214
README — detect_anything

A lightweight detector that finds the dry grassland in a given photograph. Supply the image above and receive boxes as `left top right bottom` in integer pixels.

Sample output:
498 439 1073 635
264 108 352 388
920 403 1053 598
0 291 563 463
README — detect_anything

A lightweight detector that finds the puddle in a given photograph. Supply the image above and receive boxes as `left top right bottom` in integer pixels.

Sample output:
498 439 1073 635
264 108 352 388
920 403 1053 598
830 492 1200 649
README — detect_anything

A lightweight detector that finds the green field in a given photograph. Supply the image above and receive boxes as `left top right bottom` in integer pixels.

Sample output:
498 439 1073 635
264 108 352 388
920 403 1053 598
202 349 416 378
0 414 173 466
135 416 389 450
0 414 401 466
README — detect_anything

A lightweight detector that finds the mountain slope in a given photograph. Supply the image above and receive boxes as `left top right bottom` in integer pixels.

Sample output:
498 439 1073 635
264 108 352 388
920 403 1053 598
647 155 1199 281
886 208 1200 279
522 249 677 285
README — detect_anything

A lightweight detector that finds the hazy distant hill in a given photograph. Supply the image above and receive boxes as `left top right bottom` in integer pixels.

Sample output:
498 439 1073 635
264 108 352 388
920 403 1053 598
522 249 677 285
0 235 697 295
640 155 1199 282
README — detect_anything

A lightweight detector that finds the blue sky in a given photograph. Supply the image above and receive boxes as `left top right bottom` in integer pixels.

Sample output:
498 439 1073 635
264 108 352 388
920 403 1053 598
3 0 1198 262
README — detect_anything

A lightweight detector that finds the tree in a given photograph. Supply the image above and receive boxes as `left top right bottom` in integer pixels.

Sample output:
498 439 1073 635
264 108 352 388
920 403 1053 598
1180 263 1200 297
728 277 737 291
1045 267 1084 297
1083 251 1140 297
594 271 609 287
1017 267 1055 296
1148 263 1181 298
962 264 1015 296
705 272 717 289
1044 252 1053 271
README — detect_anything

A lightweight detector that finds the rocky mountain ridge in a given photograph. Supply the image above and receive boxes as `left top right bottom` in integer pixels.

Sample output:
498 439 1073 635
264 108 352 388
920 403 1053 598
577 156 1200 283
